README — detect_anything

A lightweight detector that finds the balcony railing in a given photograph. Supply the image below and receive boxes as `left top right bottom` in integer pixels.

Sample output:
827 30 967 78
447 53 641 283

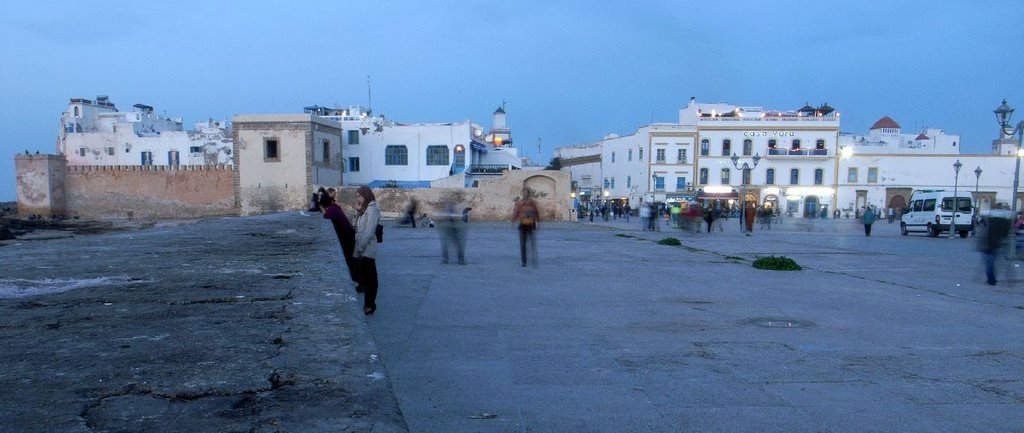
767 148 829 156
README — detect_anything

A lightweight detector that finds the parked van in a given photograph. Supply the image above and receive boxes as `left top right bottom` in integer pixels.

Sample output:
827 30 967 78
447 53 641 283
900 190 974 238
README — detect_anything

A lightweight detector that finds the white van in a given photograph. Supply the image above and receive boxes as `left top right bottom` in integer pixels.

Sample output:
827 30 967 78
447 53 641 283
900 190 974 238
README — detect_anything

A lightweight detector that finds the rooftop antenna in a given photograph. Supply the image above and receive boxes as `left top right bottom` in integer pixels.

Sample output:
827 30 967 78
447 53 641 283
367 75 372 115
537 137 542 161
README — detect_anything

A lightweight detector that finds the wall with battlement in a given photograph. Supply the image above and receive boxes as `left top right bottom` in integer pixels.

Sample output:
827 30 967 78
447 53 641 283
62 164 235 220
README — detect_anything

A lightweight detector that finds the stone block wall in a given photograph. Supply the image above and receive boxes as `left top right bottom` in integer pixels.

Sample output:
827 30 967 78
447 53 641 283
63 165 235 220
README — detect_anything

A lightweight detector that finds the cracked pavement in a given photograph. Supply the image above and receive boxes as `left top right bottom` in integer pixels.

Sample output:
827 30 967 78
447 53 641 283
0 213 406 433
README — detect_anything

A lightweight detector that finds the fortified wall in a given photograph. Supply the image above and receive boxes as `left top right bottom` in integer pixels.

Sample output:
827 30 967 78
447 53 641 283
334 170 573 222
15 154 235 220
15 153 569 221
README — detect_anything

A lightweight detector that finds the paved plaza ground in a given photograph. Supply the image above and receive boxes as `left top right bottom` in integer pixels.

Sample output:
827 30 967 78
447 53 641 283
1 212 1023 432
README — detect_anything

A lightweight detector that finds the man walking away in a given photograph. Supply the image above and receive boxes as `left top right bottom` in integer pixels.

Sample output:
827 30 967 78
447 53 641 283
862 206 877 236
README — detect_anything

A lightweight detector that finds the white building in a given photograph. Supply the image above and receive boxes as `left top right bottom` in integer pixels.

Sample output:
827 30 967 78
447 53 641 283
306 105 522 188
558 97 1024 219
837 115 1020 214
57 96 233 166
559 98 841 217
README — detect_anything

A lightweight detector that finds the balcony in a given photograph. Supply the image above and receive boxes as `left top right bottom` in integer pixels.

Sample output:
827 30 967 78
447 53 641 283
767 148 829 156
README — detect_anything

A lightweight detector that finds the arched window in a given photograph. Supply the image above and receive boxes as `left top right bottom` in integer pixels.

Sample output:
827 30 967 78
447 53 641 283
814 168 824 185
699 168 709 184
722 139 731 156
73 106 80 117
700 139 709 156
791 139 801 150
766 168 776 185
743 139 752 156
790 168 800 184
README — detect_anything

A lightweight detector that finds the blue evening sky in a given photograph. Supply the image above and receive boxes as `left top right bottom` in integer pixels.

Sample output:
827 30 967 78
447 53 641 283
2 1 1023 201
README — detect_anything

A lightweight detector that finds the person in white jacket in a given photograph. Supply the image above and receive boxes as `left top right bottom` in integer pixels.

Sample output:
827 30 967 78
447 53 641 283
353 186 381 315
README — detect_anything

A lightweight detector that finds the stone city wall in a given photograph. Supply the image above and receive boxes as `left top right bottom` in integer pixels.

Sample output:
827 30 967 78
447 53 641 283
332 170 572 222
63 165 236 220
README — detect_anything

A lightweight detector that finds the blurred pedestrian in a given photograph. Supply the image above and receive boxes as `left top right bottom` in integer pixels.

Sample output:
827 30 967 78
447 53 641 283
320 194 360 291
438 198 467 265
639 202 650 231
404 197 419 228
511 188 540 267
978 205 1012 285
353 186 381 315
624 203 631 222
703 206 715 233
309 187 326 212
862 206 877 236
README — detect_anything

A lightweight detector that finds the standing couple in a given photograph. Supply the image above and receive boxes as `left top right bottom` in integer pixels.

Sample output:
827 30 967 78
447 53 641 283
322 186 381 316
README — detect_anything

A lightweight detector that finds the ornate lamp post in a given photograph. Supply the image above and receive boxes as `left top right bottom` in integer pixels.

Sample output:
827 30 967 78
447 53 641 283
950 160 962 238
994 99 1024 257
731 153 762 232
974 166 982 210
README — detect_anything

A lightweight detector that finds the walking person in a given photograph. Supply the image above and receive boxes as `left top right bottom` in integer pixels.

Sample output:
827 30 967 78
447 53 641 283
703 206 715 233
438 199 466 265
978 205 1012 285
512 187 540 267
862 206 877 236
639 202 650 231
887 207 896 223
353 186 381 315
624 203 631 222
320 194 360 291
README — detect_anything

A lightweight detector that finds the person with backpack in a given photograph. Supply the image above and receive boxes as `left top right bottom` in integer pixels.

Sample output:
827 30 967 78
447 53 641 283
511 187 540 267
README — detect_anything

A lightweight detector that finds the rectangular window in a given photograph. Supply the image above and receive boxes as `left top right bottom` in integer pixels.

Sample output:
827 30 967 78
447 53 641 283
656 149 666 163
581 175 592 187
790 168 799 185
867 167 878 183
78 147 86 157
348 130 360 144
676 177 686 190
766 168 775 185
611 151 616 163
627 176 632 188
426 145 449 165
722 139 731 156
107 147 115 156
699 168 708 185
264 138 279 161
189 146 202 154
385 145 408 165
923 199 936 212
743 139 752 156
348 157 360 172
141 151 153 166
322 140 331 163
814 169 823 185
847 167 858 183
721 168 731 184
742 169 751 185
677 149 687 163
610 177 615 189
700 139 709 156
168 150 179 167
639 148 643 160
454 146 465 168
628 149 632 161
654 176 665 191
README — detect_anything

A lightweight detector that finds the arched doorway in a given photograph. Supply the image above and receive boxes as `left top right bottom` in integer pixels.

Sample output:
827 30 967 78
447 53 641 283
763 195 779 212
888 195 907 215
804 196 820 218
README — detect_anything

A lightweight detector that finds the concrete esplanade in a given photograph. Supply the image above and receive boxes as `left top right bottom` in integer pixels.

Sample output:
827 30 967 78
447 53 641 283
1 212 1022 432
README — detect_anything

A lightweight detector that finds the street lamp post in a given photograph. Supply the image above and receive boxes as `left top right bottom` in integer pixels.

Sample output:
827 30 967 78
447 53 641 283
974 166 983 210
950 159 962 238
731 153 762 233
993 99 1024 258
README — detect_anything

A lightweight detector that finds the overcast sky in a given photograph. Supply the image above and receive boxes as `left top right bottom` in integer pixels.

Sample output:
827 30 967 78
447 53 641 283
3 0 1023 201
